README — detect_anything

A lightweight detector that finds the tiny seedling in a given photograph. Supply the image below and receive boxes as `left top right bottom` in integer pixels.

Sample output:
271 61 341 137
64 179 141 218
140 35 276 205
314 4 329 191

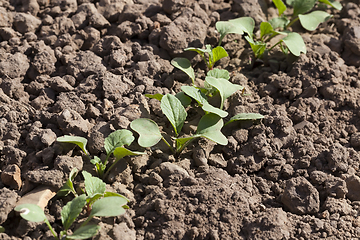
215 0 342 59
57 168 130 212
169 54 264 124
131 94 228 157
14 194 128 240
57 130 144 179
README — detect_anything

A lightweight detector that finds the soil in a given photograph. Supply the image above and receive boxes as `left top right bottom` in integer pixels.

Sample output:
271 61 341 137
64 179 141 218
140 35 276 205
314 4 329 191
1 0 360 239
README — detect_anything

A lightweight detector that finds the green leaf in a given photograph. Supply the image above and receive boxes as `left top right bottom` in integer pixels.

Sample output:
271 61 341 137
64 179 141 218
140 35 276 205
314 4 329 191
197 113 228 145
286 0 295 5
202 103 228 118
207 69 230 80
216 17 255 44
181 86 228 117
171 57 195 82
61 195 87 231
90 156 101 165
299 11 332 31
245 36 267 58
216 21 243 41
14 204 47 222
104 130 134 156
205 76 244 109
318 0 342 10
225 113 265 125
293 0 317 16
184 46 211 55
175 92 192 107
273 0 287 15
92 159 106 177
161 94 187 136
269 17 290 29
104 192 130 202
145 93 163 101
130 118 162 148
67 225 100 239
57 168 79 197
260 22 274 39
57 135 88 155
113 147 145 160
87 193 103 206
82 171 106 198
281 32 307 56
181 86 208 105
229 17 255 37
209 46 228 68
89 197 128 217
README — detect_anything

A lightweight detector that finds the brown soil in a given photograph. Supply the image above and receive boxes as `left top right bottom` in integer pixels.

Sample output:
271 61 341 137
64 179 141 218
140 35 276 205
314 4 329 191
1 0 360 239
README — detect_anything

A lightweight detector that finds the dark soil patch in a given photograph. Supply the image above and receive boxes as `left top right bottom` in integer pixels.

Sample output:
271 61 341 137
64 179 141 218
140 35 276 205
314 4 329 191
1 0 360 239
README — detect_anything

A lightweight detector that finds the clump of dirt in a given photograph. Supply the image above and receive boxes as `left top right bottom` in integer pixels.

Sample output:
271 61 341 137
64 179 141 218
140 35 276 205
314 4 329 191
1 0 360 239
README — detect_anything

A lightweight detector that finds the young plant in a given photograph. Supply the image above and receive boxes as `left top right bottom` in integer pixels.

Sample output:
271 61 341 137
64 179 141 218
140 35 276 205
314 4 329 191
57 168 130 213
57 130 144 179
215 0 342 59
169 55 264 123
131 94 228 157
14 194 128 240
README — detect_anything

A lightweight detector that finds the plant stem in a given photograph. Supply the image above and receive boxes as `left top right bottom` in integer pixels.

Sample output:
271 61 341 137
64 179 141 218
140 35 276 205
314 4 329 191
218 35 224 46
176 138 196 157
103 158 121 180
268 41 282 53
97 152 111 178
286 17 299 29
44 219 59 240
161 137 175 155
102 153 111 167
80 216 94 228
264 32 279 43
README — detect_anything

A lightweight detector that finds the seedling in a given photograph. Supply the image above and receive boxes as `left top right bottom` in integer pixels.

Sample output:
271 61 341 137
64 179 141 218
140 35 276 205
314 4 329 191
57 168 130 212
131 94 228 157
215 0 342 59
15 194 128 240
57 130 144 179
169 55 264 124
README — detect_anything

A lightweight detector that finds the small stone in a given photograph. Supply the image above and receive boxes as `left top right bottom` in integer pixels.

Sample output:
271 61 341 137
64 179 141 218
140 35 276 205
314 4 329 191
323 197 352 215
112 222 136 240
159 162 189 179
1 164 22 190
39 129 57 147
148 172 163 185
350 132 360 148
13 12 41 34
345 175 360 201
57 109 90 136
353 216 360 227
192 148 208 167
208 153 227 168
54 155 83 175
281 176 320 214
16 185 56 210
0 188 19 224
25 169 64 188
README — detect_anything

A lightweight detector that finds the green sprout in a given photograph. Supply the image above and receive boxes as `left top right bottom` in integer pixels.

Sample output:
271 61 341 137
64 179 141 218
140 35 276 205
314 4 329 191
14 194 128 240
215 0 341 59
57 130 145 179
57 168 129 215
131 94 228 157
